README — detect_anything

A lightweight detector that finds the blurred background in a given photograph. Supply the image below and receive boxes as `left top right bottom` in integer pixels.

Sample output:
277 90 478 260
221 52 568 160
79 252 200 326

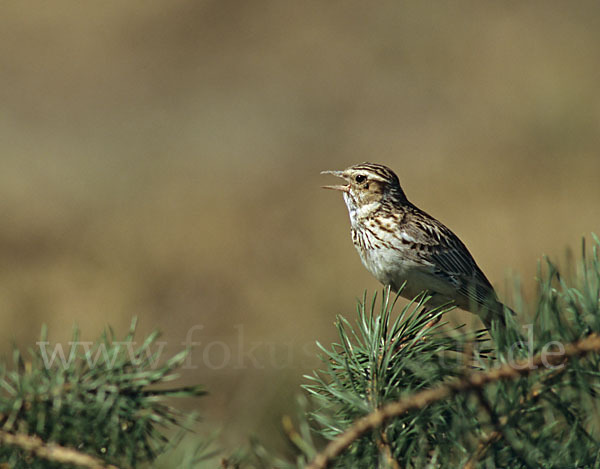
1 0 599 458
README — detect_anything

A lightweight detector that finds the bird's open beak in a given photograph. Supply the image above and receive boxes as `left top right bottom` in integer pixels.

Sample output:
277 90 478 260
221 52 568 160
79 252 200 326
320 170 350 192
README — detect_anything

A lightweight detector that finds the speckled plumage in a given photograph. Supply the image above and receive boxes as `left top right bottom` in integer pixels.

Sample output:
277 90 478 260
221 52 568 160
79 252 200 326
322 162 511 330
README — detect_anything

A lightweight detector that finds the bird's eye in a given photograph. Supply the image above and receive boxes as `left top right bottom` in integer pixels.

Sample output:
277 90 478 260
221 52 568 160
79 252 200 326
355 175 366 184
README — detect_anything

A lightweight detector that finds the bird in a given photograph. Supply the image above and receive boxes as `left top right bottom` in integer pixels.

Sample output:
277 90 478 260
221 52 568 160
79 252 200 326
321 162 513 331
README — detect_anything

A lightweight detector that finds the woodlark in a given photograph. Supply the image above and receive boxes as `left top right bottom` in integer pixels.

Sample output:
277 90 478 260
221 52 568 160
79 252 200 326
322 162 512 330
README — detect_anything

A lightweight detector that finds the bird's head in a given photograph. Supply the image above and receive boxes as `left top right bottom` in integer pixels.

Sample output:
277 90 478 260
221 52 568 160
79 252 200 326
321 163 408 213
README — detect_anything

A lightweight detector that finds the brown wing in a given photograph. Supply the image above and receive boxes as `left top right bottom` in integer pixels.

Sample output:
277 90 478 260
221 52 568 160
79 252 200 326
395 205 502 313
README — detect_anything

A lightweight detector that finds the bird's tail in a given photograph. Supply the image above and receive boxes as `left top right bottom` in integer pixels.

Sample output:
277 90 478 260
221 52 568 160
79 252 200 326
481 300 515 332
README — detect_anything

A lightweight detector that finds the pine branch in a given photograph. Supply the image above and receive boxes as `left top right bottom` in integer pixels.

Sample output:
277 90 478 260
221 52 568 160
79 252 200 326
0 430 119 469
307 333 600 469
0 319 206 468
471 387 533 468
463 362 568 469
462 430 501 469
377 428 400 469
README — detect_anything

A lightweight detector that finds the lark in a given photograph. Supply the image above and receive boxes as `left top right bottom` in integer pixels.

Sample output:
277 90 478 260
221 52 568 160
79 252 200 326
322 162 512 330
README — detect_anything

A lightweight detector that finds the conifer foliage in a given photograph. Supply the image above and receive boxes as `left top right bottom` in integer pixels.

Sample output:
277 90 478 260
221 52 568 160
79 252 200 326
2 237 600 468
287 236 600 468
0 319 205 468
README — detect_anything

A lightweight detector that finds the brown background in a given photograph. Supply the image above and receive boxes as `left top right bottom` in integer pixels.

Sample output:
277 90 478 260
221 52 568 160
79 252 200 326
1 0 599 459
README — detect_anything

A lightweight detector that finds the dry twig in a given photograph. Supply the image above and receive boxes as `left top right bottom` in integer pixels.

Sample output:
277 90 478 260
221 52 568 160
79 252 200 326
307 334 600 469
0 430 119 469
